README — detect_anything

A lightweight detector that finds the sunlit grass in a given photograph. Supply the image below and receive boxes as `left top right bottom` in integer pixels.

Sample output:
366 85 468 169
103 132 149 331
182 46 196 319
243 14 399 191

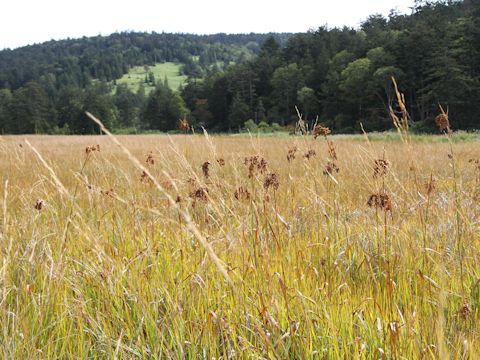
114 62 187 94
0 132 479 358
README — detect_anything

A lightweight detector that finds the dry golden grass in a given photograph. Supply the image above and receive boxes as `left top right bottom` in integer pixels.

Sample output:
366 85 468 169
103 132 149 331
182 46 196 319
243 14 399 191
0 132 479 358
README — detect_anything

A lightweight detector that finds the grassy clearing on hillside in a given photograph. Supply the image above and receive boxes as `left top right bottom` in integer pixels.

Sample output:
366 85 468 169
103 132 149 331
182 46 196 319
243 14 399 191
0 131 479 358
114 62 187 94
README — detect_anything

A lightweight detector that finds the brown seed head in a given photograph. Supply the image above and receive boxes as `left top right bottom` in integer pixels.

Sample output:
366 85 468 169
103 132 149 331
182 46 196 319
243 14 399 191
216 158 225 166
323 161 340 176
201 161 211 178
304 149 316 160
435 113 450 132
367 192 392 212
244 156 268 178
146 152 155 166
85 144 100 154
459 302 471 320
287 146 298 162
234 186 251 201
179 118 190 132
313 125 331 139
189 187 209 204
34 199 44 211
373 159 390 178
264 172 280 191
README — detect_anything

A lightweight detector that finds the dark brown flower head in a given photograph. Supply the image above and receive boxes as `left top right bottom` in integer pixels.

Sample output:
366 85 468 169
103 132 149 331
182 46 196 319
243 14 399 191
85 144 100 154
367 192 392 212
373 159 390 178
216 158 226 167
234 186 251 201
146 152 155 166
179 118 190 132
34 199 44 211
323 161 340 176
313 125 331 139
435 113 450 132
202 161 211 178
189 187 209 205
304 149 316 160
264 172 280 191
287 146 298 162
175 195 182 203
459 302 471 320
244 156 268 178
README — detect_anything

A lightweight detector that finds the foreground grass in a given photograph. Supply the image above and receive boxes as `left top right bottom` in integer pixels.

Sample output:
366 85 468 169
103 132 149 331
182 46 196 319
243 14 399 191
0 133 479 358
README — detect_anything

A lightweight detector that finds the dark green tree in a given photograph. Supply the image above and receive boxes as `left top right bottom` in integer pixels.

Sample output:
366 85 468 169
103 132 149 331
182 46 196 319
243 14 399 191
144 81 187 131
8 81 53 133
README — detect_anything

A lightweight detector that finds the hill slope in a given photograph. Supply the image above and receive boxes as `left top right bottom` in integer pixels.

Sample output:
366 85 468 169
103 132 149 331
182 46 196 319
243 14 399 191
0 32 292 90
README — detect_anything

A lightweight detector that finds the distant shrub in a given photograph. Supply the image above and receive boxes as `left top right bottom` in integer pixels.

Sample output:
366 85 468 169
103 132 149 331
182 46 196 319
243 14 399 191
51 124 70 135
257 121 270 133
271 123 283 132
244 119 258 133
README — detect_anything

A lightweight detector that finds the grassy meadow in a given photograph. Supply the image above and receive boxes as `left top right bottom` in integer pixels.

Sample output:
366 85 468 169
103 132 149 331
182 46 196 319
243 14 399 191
114 62 187 93
0 131 479 358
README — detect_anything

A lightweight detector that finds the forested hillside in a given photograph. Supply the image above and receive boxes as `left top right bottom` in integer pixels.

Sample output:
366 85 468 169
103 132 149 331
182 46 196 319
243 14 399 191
0 0 479 134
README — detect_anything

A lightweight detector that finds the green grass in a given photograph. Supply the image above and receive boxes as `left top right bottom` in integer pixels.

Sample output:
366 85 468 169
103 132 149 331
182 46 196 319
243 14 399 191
113 62 187 94
342 130 480 143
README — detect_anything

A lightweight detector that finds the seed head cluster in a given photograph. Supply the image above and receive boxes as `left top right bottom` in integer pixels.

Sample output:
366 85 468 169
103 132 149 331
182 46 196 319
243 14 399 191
85 144 100 154
323 161 340 176
304 149 316 160
234 186 251 201
263 172 280 191
244 156 268 178
190 187 209 205
313 125 331 139
146 152 155 166
367 192 392 212
373 159 390 178
287 146 298 162
202 161 211 178
34 199 44 211
435 113 450 132
179 118 190 132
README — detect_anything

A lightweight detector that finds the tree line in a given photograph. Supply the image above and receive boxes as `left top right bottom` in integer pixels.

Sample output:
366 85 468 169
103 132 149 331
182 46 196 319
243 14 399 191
0 0 479 134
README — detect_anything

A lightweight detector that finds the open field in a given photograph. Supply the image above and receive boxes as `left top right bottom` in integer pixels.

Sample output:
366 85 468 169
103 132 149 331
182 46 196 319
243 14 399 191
0 133 479 358
114 62 187 93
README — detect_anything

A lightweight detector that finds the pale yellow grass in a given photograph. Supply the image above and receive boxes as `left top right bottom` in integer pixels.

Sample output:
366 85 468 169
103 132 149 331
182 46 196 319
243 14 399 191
0 134 479 358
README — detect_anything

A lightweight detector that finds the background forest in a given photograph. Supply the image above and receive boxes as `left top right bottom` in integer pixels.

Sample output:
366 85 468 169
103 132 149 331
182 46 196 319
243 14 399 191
0 0 479 134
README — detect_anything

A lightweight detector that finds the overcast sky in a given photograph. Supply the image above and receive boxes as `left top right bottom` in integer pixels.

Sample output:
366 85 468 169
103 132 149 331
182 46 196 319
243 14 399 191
1 0 415 50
